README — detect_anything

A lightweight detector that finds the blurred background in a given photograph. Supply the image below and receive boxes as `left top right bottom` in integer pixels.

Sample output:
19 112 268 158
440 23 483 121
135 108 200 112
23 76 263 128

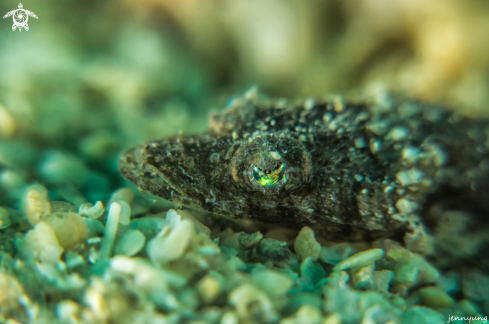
1 0 489 205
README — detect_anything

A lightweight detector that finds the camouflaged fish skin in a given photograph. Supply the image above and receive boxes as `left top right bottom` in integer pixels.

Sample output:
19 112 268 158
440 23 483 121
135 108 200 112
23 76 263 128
119 95 489 242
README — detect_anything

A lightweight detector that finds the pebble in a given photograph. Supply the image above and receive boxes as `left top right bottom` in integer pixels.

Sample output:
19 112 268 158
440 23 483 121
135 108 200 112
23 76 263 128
237 231 263 250
371 270 394 292
350 263 375 290
0 272 26 315
269 151 283 160
294 226 321 261
85 288 110 321
116 200 132 225
396 168 424 186
23 187 51 226
78 201 105 219
228 283 278 323
197 273 223 303
370 140 382 153
146 211 195 264
114 229 146 256
56 300 80 322
44 212 89 250
417 286 454 309
0 105 16 137
99 202 121 259
256 238 296 268
109 188 134 205
395 198 419 214
279 305 322 324
251 269 293 297
462 271 489 302
320 243 359 265
0 207 11 229
332 248 384 271
402 146 421 162
111 256 187 291
385 126 408 141
20 221 63 264
354 138 367 148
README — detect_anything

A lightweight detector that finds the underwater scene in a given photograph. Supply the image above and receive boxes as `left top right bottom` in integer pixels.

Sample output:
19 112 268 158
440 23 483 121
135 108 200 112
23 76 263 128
1 1 489 323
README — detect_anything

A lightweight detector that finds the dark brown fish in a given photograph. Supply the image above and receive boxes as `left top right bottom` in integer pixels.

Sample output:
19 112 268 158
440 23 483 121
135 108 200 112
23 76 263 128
119 93 489 266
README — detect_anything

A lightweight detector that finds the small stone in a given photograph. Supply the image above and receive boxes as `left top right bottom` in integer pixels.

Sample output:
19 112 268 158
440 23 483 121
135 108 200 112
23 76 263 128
44 212 89 250
20 221 63 264
333 96 345 113
417 286 454 309
146 210 195 264
99 202 121 259
78 201 104 219
56 300 80 322
23 187 51 226
332 248 384 271
114 229 146 256
197 272 223 303
221 311 239 324
269 151 282 160
109 188 134 205
0 272 26 316
402 306 445 323
386 126 409 141
0 207 11 229
304 98 315 111
294 226 321 261
322 314 341 324
251 269 293 297
229 283 278 323
396 168 424 186
402 146 421 162
0 105 16 137
350 263 375 290
279 305 322 324
372 270 394 292
462 271 489 302
111 256 187 291
354 138 367 148
85 288 110 322
370 140 382 153
65 252 85 269
395 198 419 214
256 238 296 268
116 200 132 225
320 243 358 265
300 257 326 286
237 231 263 250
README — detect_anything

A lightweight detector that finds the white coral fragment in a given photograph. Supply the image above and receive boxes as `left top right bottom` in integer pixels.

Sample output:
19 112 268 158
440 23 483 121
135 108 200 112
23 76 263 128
332 248 384 271
146 209 196 264
99 202 121 259
20 221 63 264
23 187 51 226
78 201 104 219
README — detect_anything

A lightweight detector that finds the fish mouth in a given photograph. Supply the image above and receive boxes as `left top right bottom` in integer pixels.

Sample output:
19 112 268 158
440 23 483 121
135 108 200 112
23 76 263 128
119 144 176 202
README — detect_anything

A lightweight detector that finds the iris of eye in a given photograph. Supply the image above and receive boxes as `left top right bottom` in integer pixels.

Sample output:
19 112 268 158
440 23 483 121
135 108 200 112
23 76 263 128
252 163 287 187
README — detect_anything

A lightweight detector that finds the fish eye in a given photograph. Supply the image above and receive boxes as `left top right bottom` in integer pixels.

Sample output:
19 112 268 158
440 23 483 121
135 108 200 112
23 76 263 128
253 163 287 187
230 134 312 194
